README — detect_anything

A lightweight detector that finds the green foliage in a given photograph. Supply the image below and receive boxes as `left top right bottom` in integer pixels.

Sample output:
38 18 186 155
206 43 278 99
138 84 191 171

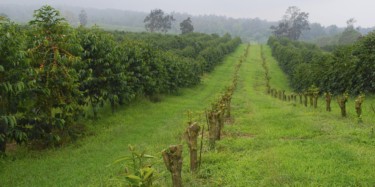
180 17 194 34
338 28 362 45
113 145 158 187
119 40 166 97
352 31 375 93
27 5 83 145
268 35 375 94
77 26 124 116
113 31 241 91
0 5 241 151
338 18 362 45
0 19 29 151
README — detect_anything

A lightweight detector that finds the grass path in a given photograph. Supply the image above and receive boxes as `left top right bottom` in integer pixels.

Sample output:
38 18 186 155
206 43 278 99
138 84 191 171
0 45 248 187
198 45 375 186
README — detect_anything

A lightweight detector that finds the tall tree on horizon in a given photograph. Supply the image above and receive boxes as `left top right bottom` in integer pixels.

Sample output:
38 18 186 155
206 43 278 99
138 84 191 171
338 18 362 45
144 9 175 33
79 9 88 27
180 17 194 34
271 6 310 40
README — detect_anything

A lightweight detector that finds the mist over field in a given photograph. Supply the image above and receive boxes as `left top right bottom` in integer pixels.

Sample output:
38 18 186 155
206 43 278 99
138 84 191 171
1 0 375 27
1 0 374 43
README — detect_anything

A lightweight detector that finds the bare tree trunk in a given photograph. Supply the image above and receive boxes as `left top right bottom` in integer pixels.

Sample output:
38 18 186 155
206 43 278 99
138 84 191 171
313 96 318 108
185 123 200 173
208 111 217 150
304 94 308 107
325 93 332 112
337 94 348 117
199 123 204 169
216 112 223 140
224 94 232 119
355 95 364 121
355 104 362 117
339 102 347 117
162 145 183 187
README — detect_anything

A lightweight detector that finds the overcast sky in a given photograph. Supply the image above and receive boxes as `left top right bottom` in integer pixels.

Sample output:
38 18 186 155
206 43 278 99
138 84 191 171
1 0 374 27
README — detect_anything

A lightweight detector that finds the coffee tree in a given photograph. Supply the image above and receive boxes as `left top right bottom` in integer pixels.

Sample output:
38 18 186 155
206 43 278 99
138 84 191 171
120 41 166 99
78 27 123 116
0 19 30 152
353 31 375 93
107 44 131 110
27 5 83 144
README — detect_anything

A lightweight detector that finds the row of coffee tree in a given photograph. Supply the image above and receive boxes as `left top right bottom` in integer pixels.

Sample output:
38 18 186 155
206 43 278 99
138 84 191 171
267 34 375 95
261 46 367 121
113 31 241 72
0 5 241 153
159 44 249 187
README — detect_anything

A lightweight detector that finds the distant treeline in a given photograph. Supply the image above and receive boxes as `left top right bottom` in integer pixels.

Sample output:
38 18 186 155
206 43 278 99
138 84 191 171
1 4 374 43
267 34 375 94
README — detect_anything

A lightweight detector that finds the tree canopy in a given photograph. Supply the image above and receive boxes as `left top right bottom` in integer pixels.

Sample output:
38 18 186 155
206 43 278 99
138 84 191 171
271 6 310 40
180 17 194 34
144 9 175 33
268 31 375 94
338 18 362 45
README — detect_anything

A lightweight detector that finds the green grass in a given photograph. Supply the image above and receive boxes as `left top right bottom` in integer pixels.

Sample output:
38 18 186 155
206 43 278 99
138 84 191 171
196 44 375 186
261 45 291 92
1 44 375 186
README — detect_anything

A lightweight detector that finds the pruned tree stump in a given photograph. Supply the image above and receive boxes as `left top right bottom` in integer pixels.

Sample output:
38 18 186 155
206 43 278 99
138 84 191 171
325 92 332 112
185 122 201 173
162 145 183 187
355 95 365 122
337 93 349 117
